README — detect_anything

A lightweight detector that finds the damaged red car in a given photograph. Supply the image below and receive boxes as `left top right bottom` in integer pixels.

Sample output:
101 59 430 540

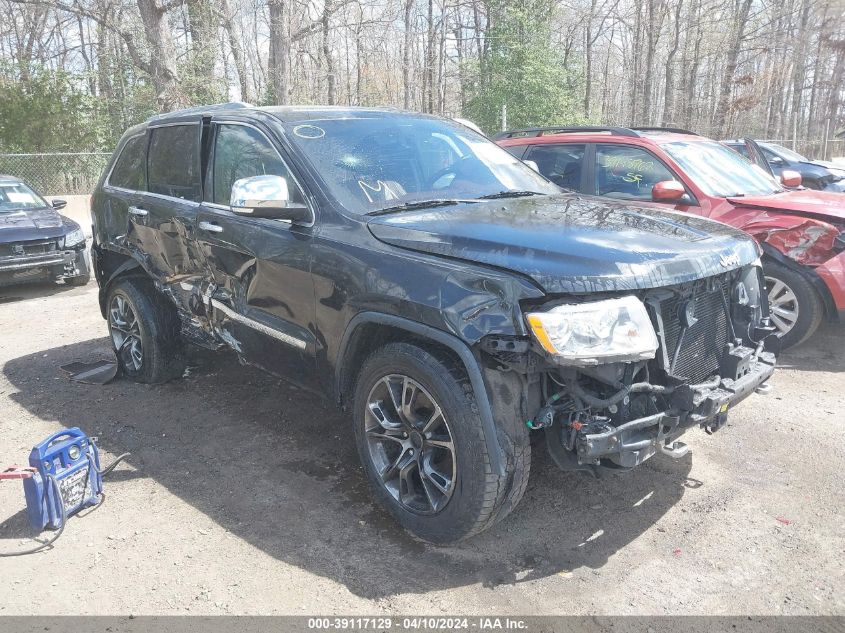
497 128 845 347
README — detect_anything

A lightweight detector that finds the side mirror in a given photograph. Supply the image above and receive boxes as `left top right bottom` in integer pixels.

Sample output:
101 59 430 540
230 175 311 223
768 156 785 166
780 170 802 188
51 199 67 210
523 160 540 173
652 180 687 202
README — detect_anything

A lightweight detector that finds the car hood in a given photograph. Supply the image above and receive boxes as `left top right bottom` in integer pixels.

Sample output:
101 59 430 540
727 190 845 223
367 194 760 294
803 159 845 173
0 207 75 242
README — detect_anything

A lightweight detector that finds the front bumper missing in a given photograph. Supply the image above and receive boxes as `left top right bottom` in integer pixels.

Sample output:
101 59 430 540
0 249 86 286
575 352 776 469
0 251 76 273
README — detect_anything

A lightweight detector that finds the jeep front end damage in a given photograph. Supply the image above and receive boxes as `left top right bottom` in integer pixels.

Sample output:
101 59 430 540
522 264 777 472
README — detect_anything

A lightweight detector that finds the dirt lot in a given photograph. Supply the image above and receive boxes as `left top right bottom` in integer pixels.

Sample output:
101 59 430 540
0 280 843 616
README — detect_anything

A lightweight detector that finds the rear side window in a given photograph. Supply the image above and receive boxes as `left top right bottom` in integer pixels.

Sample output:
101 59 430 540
525 144 585 191
595 145 675 200
147 125 202 201
211 124 304 206
109 135 147 190
731 143 750 159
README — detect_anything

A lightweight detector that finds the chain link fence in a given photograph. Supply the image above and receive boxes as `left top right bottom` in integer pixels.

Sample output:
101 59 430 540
0 152 112 196
0 141 842 199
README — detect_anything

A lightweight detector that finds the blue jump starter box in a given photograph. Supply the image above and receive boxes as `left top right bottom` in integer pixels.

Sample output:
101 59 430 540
22 428 102 530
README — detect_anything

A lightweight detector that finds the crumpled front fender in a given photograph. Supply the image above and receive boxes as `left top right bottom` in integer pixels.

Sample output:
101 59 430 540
738 211 839 266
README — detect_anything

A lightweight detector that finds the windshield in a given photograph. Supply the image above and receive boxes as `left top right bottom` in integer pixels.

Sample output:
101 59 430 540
762 143 808 163
283 115 559 213
0 181 49 212
662 140 782 197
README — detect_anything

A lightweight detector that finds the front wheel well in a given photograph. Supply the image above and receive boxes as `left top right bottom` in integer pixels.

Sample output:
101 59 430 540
761 249 835 320
337 321 464 408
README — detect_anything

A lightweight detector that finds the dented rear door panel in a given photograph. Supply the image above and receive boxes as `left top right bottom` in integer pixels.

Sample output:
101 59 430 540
130 120 208 314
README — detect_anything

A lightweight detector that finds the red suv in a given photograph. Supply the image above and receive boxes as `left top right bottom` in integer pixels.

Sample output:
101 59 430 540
496 126 845 348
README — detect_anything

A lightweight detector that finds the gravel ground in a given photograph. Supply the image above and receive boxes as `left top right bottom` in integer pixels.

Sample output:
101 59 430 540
0 280 842 616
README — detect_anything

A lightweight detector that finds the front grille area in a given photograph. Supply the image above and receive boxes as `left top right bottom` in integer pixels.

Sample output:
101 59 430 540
659 278 730 383
0 239 59 258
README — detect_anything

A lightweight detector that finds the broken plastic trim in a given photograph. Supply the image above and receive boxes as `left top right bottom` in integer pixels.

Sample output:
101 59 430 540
210 298 308 350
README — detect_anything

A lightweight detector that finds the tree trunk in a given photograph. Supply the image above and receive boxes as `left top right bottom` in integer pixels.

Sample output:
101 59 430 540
221 0 250 102
641 0 666 125
714 0 753 137
322 0 336 105
268 0 290 105
425 0 435 112
583 0 596 117
789 0 810 145
403 0 413 109
136 0 184 111
661 0 683 126
682 0 702 127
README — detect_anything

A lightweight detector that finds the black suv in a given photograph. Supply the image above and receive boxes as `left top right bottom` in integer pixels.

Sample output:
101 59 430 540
91 104 776 543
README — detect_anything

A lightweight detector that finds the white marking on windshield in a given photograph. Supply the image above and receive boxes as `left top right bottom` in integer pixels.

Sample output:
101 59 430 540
359 180 402 203
293 124 326 139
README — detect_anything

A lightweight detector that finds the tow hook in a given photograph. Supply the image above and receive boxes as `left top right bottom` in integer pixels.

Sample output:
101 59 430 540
704 411 729 435
755 382 773 395
661 441 690 459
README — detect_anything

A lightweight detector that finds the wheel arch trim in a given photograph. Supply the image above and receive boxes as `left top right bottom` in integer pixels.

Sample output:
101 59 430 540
93 245 147 318
336 312 506 476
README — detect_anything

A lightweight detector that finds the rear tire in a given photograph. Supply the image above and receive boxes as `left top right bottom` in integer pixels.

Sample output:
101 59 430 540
764 261 824 349
353 342 525 544
106 278 185 383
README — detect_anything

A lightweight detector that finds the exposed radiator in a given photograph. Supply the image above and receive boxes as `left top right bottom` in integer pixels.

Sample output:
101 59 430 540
659 279 730 383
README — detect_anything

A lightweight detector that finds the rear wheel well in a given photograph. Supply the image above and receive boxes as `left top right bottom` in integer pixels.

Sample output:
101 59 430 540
94 247 151 317
338 322 465 408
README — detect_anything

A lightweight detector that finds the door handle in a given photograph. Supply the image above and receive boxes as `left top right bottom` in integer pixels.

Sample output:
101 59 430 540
199 221 223 234
128 206 148 217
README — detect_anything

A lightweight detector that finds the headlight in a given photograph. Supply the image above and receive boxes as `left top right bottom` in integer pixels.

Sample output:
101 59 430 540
526 296 659 365
63 227 85 248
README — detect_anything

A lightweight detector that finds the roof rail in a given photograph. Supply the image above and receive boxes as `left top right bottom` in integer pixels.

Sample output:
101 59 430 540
629 126 698 135
494 125 702 140
493 126 639 140
149 102 254 122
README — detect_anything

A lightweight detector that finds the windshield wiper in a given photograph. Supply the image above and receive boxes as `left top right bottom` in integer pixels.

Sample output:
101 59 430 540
477 190 545 200
365 199 479 216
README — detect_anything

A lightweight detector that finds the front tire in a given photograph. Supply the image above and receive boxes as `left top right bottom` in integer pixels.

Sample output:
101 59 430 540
353 342 524 544
106 278 185 383
764 261 823 349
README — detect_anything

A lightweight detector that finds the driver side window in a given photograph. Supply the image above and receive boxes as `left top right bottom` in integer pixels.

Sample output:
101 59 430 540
210 124 305 207
595 145 674 200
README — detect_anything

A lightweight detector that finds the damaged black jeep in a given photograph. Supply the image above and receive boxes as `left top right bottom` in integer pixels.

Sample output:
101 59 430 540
90 104 777 543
